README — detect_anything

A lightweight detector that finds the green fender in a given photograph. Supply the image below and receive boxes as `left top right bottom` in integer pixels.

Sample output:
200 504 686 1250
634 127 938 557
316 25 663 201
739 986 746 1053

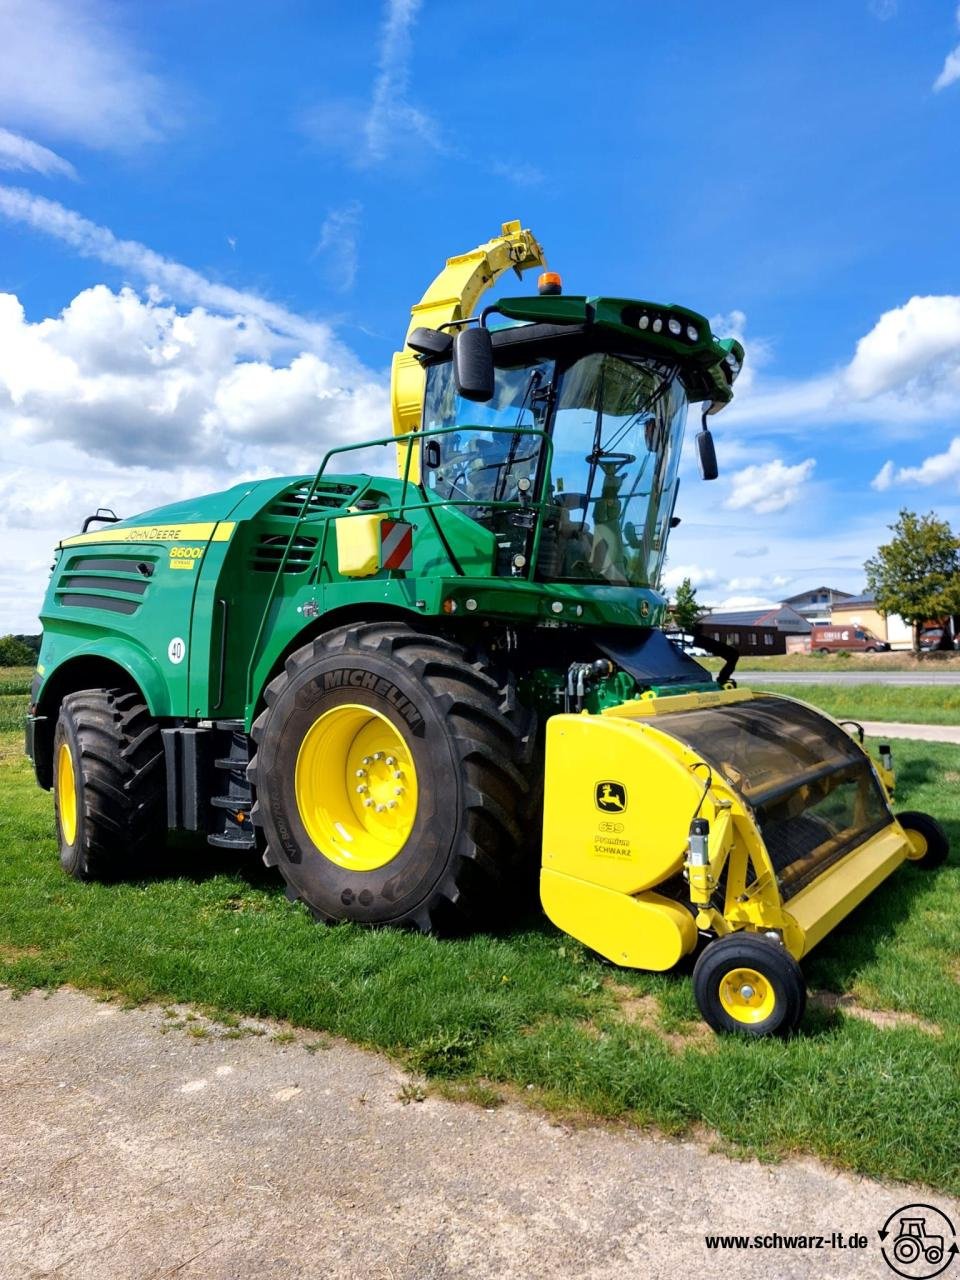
38 636 174 718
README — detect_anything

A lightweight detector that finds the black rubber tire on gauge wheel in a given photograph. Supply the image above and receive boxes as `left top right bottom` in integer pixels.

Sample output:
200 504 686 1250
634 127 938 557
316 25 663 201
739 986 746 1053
897 810 950 870
248 622 536 933
692 933 807 1037
52 688 165 880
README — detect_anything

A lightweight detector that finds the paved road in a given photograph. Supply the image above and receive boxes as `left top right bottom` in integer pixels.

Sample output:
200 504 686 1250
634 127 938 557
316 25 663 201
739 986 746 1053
859 720 960 744
740 670 960 686
2 987 957 1280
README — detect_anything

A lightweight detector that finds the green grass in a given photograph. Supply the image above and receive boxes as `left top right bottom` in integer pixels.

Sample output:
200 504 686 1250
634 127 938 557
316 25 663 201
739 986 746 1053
3 672 960 1191
738 681 960 726
700 652 959 672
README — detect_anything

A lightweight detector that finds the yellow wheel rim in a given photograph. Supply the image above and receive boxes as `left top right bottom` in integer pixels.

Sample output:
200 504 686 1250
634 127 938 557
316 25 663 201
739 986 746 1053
294 703 419 872
56 741 78 846
905 829 928 860
718 966 776 1024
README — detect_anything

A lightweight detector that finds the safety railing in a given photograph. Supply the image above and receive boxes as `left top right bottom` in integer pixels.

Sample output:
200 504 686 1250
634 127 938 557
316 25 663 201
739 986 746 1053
245 424 554 704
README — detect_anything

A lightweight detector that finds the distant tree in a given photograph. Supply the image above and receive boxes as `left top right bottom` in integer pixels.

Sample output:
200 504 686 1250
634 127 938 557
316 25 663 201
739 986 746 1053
0 634 35 666
669 577 704 634
864 510 960 650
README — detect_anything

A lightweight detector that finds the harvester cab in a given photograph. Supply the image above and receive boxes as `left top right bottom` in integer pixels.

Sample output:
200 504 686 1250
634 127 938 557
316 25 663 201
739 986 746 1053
26 221 949 1038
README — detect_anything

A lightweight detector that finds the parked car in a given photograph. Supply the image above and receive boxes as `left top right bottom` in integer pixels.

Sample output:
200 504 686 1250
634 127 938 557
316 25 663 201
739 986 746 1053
810 625 890 653
919 627 959 651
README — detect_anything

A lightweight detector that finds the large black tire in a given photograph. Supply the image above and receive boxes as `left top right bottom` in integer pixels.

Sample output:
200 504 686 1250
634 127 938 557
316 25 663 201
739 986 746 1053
897 810 950 869
52 689 165 880
692 933 807 1037
249 622 536 933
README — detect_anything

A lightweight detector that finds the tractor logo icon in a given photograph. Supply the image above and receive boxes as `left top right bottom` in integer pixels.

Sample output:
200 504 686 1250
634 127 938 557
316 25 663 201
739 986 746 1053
595 781 627 812
879 1203 957 1278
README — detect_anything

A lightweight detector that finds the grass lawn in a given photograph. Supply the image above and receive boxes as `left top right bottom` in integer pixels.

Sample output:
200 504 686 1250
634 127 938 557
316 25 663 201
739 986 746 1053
2 667 960 1192
739 681 960 726
700 652 960 673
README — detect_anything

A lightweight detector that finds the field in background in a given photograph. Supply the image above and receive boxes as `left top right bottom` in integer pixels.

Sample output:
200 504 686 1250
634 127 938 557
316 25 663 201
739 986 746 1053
2 665 959 1191
701 652 960 672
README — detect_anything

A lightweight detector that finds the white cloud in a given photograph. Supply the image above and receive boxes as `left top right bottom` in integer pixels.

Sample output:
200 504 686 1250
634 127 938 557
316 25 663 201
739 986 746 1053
364 0 442 162
304 0 443 168
872 438 960 492
0 127 76 180
315 201 363 292
0 283 392 631
733 545 768 559
726 294 960 432
933 4 960 91
660 564 718 591
0 0 176 150
844 294 960 398
0 285 388 471
724 458 816 515
0 187 341 352
871 460 895 491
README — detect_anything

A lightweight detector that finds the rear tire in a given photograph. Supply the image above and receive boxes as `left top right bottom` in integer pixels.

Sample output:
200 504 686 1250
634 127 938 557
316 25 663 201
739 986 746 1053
692 934 806 1037
897 810 949 869
249 622 536 933
53 689 164 880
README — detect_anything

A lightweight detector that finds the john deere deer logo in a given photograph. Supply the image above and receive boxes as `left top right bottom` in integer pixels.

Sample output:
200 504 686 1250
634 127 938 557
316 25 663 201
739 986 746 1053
595 781 627 812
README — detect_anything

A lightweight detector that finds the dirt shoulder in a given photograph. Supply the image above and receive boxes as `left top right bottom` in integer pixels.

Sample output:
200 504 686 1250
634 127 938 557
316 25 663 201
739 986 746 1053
2 987 957 1280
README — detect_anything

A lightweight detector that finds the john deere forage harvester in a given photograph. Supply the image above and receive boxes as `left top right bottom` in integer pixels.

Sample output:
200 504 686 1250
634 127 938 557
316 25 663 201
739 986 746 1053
26 222 949 1035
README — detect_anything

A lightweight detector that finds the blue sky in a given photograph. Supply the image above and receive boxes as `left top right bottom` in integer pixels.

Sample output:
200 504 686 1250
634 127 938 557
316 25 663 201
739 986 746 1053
1 0 960 630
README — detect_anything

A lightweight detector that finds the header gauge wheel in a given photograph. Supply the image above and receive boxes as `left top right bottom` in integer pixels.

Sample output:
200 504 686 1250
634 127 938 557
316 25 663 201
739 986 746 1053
898 810 950 870
693 934 806 1037
249 622 535 933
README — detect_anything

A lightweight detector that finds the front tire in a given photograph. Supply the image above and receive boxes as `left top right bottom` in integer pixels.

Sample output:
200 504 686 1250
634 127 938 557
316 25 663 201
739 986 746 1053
249 623 535 933
692 934 806 1037
53 689 164 880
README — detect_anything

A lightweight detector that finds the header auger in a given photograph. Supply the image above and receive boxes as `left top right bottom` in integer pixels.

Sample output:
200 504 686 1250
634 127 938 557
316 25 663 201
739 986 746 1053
26 223 948 1036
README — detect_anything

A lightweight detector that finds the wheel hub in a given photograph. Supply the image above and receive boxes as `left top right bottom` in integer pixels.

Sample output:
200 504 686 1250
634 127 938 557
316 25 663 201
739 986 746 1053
718 967 776 1024
295 704 419 872
56 740 78 846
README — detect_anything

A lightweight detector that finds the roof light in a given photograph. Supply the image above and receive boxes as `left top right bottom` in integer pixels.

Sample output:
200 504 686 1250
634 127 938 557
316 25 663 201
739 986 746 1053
637 314 650 330
652 317 663 333
668 317 682 336
538 272 563 295
686 324 699 342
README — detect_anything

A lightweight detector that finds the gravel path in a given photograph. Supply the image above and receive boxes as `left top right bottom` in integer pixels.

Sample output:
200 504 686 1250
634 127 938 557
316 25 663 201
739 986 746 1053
2 987 957 1279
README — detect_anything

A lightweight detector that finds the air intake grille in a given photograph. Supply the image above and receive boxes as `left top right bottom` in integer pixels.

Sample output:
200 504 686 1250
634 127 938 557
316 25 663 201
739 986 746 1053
56 555 153 615
269 481 358 519
250 533 318 574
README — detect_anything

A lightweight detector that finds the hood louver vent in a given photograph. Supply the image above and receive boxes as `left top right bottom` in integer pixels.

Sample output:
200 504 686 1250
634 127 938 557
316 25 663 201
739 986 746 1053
250 533 319 574
56 554 154 616
269 480 358 519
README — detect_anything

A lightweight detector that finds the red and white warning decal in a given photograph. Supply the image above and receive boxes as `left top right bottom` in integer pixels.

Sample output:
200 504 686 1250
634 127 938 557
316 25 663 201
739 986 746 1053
380 519 414 571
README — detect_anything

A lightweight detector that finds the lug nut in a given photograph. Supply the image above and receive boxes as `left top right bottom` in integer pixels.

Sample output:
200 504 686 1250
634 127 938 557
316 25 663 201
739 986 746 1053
394 787 404 796
373 752 383 761
363 798 375 808
362 756 372 766
393 770 403 780
385 756 396 766
355 768 366 778
388 800 398 809
356 784 368 794
375 804 386 813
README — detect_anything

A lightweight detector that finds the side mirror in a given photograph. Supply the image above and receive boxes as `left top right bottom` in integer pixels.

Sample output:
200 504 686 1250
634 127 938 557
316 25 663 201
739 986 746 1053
696 427 718 481
453 326 494 402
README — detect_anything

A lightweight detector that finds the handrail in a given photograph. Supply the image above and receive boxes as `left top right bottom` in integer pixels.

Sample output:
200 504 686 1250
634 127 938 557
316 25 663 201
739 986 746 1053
245 424 554 705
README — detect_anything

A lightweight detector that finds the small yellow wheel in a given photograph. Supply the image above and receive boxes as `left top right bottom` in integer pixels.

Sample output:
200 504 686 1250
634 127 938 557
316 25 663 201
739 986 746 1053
897 810 949 870
693 934 806 1037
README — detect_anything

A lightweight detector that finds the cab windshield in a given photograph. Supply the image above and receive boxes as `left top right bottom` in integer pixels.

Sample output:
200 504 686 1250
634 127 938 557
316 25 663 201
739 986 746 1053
421 349 687 587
